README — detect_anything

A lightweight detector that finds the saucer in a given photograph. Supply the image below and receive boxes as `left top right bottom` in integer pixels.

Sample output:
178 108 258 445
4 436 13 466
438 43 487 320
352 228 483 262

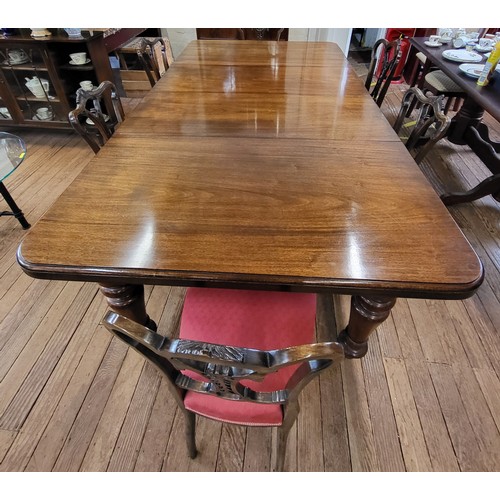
69 58 91 65
86 114 109 125
459 63 484 78
475 44 493 53
442 49 483 63
439 37 452 44
32 114 54 121
425 41 442 47
5 56 30 65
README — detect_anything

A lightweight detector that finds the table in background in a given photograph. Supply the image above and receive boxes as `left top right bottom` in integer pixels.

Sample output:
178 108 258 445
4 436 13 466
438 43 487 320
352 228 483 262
17 41 483 358
411 36 500 205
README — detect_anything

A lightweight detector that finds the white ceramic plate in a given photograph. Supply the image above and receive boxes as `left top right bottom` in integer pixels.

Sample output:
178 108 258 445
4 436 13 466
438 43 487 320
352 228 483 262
459 63 484 78
442 49 483 63
425 41 442 47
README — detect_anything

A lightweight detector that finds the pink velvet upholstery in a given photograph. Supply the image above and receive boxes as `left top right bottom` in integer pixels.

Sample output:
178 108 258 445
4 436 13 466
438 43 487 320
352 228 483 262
181 288 317 426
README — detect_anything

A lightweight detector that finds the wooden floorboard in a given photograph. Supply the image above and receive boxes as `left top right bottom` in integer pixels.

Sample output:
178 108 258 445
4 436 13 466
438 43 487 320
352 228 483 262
0 83 499 472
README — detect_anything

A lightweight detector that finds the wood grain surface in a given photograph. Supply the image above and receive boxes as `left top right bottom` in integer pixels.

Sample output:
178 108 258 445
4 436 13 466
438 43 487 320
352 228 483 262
17 41 483 298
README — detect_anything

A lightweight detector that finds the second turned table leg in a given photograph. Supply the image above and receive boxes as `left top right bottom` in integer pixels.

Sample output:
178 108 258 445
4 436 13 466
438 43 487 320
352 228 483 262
99 283 157 331
337 295 397 358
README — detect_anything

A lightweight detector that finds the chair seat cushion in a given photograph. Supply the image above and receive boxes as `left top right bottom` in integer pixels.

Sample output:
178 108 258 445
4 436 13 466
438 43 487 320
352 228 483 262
180 288 317 426
424 70 464 93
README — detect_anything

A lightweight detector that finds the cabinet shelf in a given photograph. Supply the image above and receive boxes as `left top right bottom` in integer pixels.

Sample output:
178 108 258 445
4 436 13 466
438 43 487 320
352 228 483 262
59 63 95 71
15 95 61 103
0 63 49 72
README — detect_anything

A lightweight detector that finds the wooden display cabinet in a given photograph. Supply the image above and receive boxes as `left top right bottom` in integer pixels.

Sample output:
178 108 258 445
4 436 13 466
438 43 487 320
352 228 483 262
0 28 147 129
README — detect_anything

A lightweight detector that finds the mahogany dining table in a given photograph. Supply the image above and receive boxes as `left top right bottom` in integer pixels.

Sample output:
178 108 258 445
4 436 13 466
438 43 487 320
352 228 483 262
17 41 484 358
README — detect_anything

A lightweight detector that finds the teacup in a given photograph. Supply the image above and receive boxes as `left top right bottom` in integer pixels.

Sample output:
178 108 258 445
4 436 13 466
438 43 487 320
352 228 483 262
30 28 50 38
428 35 441 45
465 41 476 52
439 28 453 38
36 107 53 120
69 52 87 64
79 80 93 91
64 28 81 38
479 37 494 49
8 49 27 63
453 36 470 48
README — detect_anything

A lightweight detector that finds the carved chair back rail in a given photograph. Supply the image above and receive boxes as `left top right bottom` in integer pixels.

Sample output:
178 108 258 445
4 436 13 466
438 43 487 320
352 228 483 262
68 81 125 153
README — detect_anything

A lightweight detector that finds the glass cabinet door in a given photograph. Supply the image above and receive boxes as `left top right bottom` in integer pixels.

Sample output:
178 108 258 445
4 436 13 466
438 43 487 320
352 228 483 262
0 45 67 125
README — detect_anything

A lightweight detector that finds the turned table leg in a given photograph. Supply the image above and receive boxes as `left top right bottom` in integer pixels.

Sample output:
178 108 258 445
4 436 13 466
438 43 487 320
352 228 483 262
99 283 157 331
337 295 396 358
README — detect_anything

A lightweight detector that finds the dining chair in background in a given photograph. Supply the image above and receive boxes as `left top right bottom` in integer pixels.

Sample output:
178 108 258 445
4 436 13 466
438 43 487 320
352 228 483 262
393 87 451 164
115 37 174 96
364 38 401 107
102 288 344 472
68 81 125 154
407 51 465 115
135 38 171 87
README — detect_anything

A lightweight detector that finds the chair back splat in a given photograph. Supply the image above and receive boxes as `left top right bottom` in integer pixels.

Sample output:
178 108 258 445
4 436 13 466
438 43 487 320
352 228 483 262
102 288 344 471
136 38 170 86
68 81 125 154
365 38 401 107
393 87 451 164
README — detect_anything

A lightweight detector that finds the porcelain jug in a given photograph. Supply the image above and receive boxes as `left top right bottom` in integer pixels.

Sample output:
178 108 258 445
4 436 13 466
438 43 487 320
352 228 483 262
25 77 49 97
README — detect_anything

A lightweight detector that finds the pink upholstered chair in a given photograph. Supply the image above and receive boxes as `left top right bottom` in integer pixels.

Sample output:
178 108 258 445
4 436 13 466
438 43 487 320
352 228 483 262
102 288 344 471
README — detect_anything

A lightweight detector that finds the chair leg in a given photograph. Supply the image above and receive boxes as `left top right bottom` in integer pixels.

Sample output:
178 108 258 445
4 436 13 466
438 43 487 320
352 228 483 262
452 97 463 112
184 410 197 459
444 96 454 114
274 402 299 472
275 426 290 472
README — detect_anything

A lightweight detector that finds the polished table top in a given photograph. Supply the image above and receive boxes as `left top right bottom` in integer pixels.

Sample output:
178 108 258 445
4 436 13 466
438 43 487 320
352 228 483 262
18 41 483 299
410 37 500 122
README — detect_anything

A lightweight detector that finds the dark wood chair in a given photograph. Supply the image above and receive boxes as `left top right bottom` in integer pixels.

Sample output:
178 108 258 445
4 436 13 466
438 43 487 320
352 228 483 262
115 37 174 96
135 37 170 87
408 52 465 115
102 288 344 472
68 81 125 154
365 38 401 107
393 87 451 164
